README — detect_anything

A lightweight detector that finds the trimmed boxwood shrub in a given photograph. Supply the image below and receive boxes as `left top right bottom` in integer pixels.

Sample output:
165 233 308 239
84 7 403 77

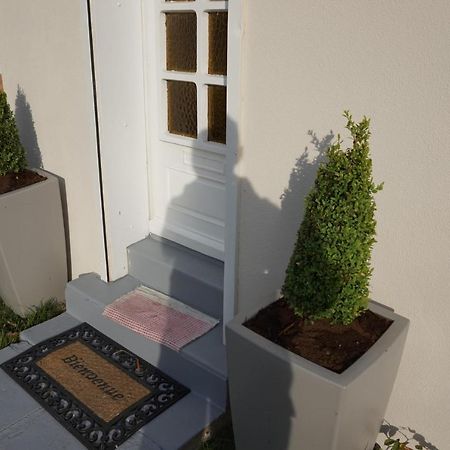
282 112 383 325
0 90 26 176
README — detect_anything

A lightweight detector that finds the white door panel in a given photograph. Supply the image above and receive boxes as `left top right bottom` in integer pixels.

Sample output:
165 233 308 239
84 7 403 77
145 0 229 260
167 170 226 222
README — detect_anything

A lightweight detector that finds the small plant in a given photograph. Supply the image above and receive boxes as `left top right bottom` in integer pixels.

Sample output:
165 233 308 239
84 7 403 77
382 438 423 450
282 111 383 325
0 298 65 350
0 90 27 176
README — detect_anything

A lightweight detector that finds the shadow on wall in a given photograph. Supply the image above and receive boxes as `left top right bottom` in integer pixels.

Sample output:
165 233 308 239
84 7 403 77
281 130 333 209
15 86 43 169
280 129 334 247
237 127 334 311
378 421 439 450
152 117 335 449
15 86 72 280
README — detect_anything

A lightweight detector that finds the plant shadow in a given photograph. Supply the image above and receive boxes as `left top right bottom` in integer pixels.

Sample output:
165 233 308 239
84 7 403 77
155 119 335 449
378 420 439 450
14 86 71 279
15 86 43 169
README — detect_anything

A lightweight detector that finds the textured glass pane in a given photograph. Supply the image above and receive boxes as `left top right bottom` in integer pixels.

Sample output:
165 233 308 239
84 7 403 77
166 13 197 72
208 85 226 144
208 12 228 75
167 81 197 138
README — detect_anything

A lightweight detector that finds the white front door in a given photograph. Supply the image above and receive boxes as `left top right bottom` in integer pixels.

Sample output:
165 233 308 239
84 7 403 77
144 1 230 261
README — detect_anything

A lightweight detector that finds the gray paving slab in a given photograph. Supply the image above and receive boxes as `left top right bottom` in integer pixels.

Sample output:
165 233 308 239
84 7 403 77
138 392 224 450
182 323 227 379
0 347 17 364
119 432 162 450
0 341 32 364
0 371 41 436
0 408 83 450
0 346 19 365
68 274 140 308
0 405 164 450
0 342 42 433
20 312 81 345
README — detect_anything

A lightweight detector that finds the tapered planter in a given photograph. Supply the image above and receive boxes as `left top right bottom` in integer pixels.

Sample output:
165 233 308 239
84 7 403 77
0 169 67 316
226 301 409 450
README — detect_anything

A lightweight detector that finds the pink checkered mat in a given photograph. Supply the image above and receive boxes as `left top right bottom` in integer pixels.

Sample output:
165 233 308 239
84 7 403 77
102 286 219 351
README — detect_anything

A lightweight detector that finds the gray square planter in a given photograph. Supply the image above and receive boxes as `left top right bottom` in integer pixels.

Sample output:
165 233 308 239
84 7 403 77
226 301 409 450
0 169 67 316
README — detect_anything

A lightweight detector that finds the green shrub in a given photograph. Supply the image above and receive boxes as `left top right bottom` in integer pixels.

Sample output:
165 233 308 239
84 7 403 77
0 90 26 176
282 111 383 325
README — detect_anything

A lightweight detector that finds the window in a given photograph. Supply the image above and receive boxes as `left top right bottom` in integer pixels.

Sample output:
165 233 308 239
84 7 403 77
159 1 228 147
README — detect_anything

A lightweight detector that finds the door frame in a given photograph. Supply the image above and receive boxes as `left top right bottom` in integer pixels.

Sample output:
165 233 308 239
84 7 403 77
142 0 243 326
90 0 242 327
222 0 243 327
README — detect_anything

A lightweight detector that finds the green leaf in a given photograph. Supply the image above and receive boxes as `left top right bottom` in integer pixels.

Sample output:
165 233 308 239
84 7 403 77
0 91 27 176
282 112 382 324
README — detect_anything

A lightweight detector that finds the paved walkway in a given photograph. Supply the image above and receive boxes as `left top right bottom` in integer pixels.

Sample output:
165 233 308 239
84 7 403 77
0 317 429 450
0 313 222 450
0 341 162 450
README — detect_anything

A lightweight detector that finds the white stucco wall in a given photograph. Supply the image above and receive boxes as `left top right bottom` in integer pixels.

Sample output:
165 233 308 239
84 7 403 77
237 1 450 447
0 1 106 280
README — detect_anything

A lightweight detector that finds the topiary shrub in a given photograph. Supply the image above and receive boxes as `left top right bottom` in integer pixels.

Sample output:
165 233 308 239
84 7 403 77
0 90 27 176
282 111 383 325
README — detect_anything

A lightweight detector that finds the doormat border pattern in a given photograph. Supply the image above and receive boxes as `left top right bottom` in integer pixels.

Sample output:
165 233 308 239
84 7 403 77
1 323 190 449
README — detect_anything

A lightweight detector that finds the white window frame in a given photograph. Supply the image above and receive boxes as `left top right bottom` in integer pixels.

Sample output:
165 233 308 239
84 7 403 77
157 1 228 154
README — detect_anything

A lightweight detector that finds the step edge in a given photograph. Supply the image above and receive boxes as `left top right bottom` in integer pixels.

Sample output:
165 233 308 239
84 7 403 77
66 281 227 380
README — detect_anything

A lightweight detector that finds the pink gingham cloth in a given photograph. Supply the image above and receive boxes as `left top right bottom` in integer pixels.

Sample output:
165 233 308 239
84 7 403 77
102 286 219 351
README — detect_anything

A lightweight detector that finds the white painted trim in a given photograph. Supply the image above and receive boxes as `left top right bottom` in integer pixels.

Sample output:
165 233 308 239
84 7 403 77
222 0 243 335
149 217 224 260
89 0 150 280
141 0 158 223
158 132 227 156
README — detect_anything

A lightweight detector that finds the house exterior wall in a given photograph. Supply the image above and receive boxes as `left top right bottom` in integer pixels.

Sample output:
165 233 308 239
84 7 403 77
0 0 106 280
237 0 450 447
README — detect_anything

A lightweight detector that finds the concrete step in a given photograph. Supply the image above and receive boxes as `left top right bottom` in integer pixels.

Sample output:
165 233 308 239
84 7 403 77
66 273 228 411
128 236 224 320
1 317 224 450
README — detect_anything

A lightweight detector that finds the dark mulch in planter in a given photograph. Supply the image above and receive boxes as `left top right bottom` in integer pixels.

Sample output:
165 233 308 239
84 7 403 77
244 299 393 374
0 169 46 195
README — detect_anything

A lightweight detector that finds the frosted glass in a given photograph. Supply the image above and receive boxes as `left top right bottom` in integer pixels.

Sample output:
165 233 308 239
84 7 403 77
208 12 228 75
167 81 198 138
208 85 226 144
166 13 197 72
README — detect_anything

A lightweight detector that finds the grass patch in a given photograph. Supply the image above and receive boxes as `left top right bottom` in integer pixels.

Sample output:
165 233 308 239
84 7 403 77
0 298 65 350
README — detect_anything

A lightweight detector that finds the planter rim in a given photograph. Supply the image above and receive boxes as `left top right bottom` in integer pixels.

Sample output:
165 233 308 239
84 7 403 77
226 299 409 387
0 168 56 199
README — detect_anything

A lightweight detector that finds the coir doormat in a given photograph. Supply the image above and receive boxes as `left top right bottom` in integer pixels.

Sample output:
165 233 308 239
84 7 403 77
1 323 189 449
